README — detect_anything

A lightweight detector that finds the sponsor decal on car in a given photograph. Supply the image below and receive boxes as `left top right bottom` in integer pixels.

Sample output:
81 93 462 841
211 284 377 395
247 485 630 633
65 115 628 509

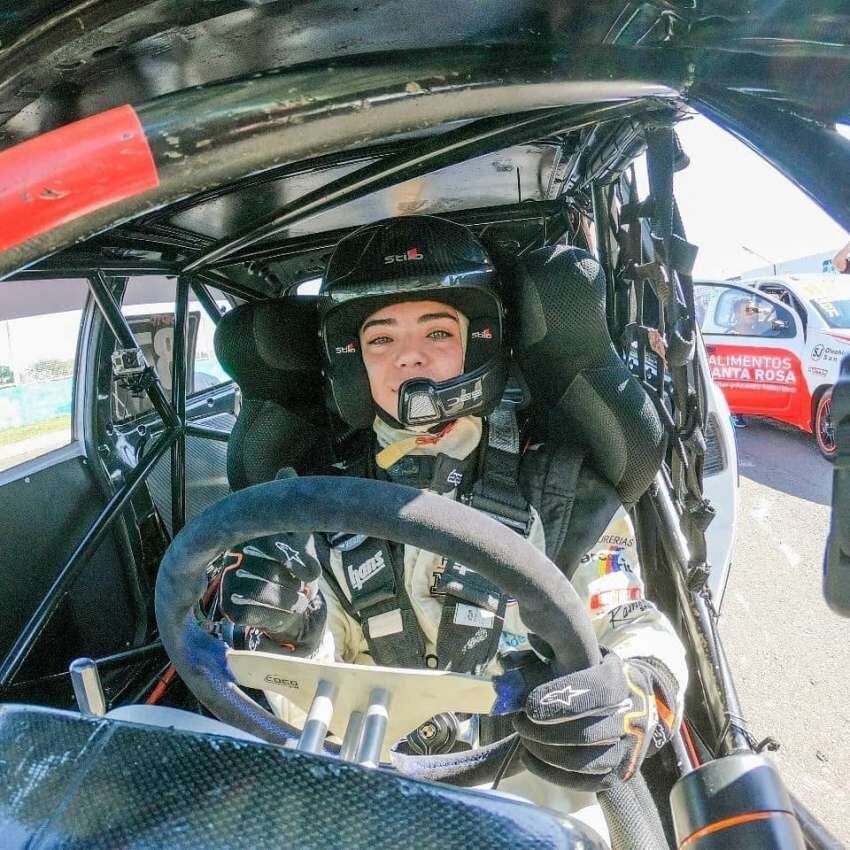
705 343 810 430
708 351 797 388
808 365 828 377
810 343 845 364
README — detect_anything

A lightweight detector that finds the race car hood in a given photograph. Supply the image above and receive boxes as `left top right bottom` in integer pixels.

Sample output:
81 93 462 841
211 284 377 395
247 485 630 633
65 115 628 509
0 0 848 152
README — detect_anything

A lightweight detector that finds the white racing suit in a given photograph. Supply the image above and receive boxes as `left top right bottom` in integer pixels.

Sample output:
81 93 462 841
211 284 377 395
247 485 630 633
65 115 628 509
265 417 689 844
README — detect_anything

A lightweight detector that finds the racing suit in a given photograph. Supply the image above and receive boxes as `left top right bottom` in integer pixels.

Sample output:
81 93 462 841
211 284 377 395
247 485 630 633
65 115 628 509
260 414 689 842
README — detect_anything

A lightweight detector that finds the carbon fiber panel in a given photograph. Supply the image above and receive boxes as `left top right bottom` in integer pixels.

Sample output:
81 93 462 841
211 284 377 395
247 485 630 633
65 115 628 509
0 705 605 850
703 413 725 476
148 412 234 535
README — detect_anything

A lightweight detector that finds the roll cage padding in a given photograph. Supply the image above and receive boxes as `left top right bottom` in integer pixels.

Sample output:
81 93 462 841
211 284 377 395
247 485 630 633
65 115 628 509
510 245 666 504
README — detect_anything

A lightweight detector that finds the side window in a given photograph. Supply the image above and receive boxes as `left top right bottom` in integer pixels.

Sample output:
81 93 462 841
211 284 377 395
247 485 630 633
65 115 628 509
713 289 795 339
762 285 794 308
112 276 232 422
0 277 89 473
295 277 322 296
693 285 716 330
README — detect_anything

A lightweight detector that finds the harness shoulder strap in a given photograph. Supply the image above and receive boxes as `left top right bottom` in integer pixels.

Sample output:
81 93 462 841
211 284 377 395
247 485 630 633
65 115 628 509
462 404 533 535
433 403 532 673
315 439 428 668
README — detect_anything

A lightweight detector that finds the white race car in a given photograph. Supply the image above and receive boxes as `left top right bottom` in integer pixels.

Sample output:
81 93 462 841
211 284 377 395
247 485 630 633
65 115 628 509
695 274 850 458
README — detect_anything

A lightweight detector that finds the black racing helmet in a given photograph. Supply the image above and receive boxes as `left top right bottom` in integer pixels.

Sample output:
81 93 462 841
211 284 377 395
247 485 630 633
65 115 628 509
319 215 507 429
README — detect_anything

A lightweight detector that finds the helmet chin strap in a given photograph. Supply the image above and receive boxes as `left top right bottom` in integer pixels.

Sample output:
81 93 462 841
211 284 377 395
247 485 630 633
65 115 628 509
373 403 443 434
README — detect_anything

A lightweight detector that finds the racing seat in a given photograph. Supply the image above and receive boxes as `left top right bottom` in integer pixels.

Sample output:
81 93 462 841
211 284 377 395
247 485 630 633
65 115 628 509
213 245 666 506
214 295 332 491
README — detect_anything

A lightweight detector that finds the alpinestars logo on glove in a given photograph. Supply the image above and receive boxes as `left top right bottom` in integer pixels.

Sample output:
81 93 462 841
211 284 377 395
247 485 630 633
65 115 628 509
348 550 386 591
275 541 305 569
539 684 590 709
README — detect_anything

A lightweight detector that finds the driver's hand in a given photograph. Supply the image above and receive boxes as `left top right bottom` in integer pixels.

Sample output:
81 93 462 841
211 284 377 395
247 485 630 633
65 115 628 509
219 534 326 655
512 653 677 792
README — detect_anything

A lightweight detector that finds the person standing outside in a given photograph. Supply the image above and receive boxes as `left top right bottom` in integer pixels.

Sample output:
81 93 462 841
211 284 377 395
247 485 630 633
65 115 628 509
833 238 850 274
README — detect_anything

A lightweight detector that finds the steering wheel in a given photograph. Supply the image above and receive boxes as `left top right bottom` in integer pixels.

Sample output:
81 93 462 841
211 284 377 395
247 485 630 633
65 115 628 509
155 475 670 850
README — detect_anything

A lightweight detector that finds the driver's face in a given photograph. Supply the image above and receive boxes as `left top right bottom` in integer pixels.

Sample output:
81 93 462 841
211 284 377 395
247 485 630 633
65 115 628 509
359 299 465 420
733 299 759 327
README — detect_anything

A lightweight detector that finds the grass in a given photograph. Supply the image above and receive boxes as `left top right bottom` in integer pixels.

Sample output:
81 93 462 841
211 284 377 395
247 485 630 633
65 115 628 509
0 415 72 448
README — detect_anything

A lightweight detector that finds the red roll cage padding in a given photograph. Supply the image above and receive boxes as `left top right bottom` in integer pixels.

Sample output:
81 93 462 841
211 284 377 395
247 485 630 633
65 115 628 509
0 104 158 251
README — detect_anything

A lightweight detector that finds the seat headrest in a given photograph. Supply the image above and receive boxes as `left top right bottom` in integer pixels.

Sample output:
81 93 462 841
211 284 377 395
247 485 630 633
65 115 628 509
511 245 665 503
215 297 322 406
214 298 330 491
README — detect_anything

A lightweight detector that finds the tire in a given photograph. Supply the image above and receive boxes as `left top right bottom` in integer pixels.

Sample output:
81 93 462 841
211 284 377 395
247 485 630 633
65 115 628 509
814 387 836 461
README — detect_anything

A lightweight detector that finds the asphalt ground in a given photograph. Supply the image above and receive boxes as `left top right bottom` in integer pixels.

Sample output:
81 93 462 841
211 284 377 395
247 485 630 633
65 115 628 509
718 417 849 846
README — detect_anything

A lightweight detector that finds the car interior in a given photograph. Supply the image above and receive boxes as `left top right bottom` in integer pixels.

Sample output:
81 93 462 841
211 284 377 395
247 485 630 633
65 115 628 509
0 2 848 849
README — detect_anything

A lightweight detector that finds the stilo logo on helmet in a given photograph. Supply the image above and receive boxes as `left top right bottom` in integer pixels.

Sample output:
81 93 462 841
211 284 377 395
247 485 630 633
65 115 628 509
384 247 424 264
318 215 508 429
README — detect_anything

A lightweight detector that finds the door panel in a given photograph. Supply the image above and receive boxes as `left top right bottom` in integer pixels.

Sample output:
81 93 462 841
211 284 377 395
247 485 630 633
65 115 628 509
0 275 141 704
0 451 139 692
147 410 235 537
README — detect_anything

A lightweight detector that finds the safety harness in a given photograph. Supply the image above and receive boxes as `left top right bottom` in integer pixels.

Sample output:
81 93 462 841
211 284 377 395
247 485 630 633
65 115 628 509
617 121 716 589
315 404 532 675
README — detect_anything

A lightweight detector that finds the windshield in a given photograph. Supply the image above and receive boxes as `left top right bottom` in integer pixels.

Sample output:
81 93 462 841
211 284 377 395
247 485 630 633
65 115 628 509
812 297 850 329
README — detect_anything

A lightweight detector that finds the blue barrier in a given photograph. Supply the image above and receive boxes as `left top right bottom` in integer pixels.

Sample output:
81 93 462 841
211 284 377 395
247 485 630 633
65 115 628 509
0 378 73 430
0 358 230 431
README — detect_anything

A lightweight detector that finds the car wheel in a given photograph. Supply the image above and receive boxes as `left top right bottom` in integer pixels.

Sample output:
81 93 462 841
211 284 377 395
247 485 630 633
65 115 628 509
815 387 836 461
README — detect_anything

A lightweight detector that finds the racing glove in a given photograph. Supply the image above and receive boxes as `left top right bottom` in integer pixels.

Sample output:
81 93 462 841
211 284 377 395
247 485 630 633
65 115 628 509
512 652 678 793
218 533 327 656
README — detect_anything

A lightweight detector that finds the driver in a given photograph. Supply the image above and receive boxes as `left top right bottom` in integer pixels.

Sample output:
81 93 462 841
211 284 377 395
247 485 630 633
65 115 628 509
217 215 688 837
726 296 763 335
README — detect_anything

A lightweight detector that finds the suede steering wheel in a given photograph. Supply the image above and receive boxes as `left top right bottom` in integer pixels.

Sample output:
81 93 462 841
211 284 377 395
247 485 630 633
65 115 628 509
155 475 670 850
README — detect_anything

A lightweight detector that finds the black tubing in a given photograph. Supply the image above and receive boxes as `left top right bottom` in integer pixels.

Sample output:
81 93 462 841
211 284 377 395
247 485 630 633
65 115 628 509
155 475 668 847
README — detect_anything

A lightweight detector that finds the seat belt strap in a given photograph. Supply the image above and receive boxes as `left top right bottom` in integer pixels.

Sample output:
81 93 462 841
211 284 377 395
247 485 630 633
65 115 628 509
463 405 533 536
433 404 531 673
431 561 507 674
334 537 427 668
